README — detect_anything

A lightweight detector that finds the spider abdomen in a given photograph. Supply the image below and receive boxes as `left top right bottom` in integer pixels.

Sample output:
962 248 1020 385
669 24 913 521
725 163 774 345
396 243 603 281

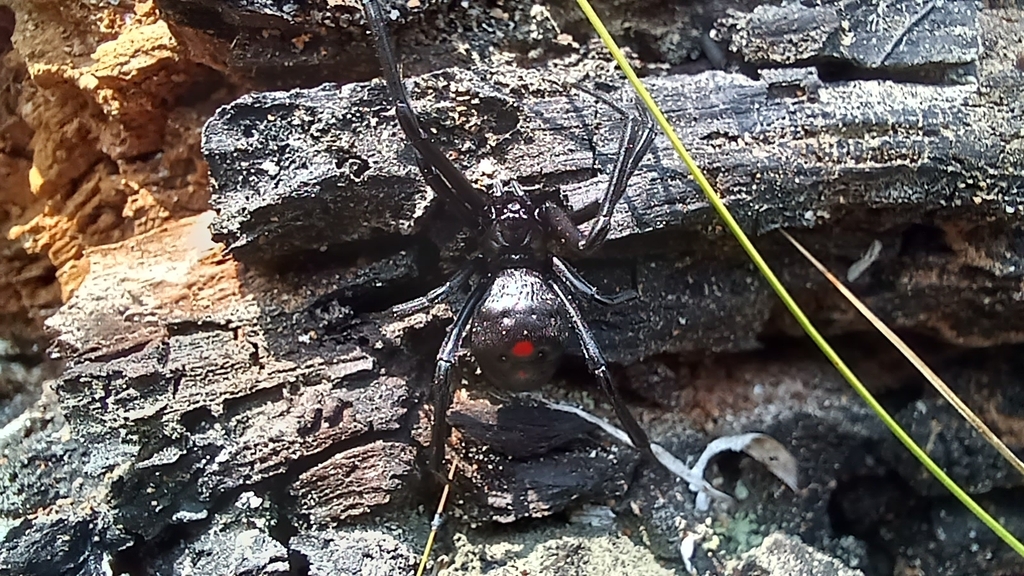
469 268 566 391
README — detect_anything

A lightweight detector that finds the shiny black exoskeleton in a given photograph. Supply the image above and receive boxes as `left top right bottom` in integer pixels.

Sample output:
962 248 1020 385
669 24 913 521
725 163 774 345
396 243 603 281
361 0 658 476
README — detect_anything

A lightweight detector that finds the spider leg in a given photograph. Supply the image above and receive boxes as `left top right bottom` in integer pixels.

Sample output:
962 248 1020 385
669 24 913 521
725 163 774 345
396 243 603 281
414 155 481 227
390 255 483 316
429 278 491 477
570 200 600 225
541 201 586 250
551 256 637 306
547 279 656 461
579 90 656 252
541 91 655 254
361 0 489 228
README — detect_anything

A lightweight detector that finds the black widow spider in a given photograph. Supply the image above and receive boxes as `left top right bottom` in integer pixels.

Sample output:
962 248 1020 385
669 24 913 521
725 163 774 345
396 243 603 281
361 0 659 478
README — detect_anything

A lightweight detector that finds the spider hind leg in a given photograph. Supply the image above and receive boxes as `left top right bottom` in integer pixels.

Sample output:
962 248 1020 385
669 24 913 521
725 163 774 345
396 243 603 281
427 280 491 478
547 279 656 460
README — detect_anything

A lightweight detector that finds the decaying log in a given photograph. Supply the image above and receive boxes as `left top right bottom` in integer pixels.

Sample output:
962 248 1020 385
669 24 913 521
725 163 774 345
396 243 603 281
4 1 1024 575
46 214 421 536
446 395 640 522
205 54 1024 365
38 210 635 549
722 0 978 71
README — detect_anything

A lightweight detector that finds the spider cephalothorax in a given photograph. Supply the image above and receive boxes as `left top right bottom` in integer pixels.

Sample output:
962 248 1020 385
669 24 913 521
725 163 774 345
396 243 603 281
479 180 548 267
362 0 658 476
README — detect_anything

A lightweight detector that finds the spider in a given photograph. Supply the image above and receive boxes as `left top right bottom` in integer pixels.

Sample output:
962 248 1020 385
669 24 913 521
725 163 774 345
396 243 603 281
361 0 659 478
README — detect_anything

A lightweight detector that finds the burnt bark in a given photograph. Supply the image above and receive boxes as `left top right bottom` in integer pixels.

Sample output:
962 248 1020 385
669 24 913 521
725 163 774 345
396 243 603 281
205 32 1024 364
5 1 1024 576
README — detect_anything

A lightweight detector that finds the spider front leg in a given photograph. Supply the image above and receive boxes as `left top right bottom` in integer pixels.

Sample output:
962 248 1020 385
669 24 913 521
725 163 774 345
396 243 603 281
544 90 657 254
427 280 491 478
547 279 656 461
361 0 489 230
579 90 657 252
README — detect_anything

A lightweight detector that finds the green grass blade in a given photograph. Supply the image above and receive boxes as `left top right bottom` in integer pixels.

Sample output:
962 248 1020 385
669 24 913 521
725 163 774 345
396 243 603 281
573 0 1024 557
